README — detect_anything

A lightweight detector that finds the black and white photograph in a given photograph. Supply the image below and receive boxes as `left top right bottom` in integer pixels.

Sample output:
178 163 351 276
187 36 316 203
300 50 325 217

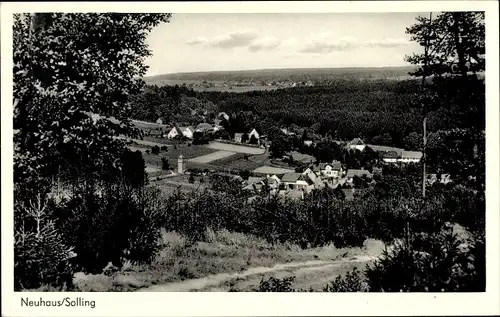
2 1 499 316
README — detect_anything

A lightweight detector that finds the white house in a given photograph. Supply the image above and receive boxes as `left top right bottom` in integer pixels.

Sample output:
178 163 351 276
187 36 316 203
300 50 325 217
167 126 195 139
315 161 342 179
156 118 163 125
217 112 230 121
167 127 183 139
234 133 243 143
182 126 195 139
347 138 366 152
398 151 423 164
281 172 315 193
382 151 400 164
303 140 313 146
248 128 260 141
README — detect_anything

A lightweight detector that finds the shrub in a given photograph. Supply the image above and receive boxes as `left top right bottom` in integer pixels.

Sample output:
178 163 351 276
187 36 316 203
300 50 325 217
323 267 367 292
257 276 296 292
151 146 160 155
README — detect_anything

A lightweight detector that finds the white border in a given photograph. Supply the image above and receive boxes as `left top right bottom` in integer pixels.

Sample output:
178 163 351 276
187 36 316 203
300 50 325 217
2 2 499 316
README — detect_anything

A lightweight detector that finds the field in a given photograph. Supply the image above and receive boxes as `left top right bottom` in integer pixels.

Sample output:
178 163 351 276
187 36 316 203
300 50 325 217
252 166 295 175
69 230 385 292
207 142 265 155
188 150 236 164
132 119 169 130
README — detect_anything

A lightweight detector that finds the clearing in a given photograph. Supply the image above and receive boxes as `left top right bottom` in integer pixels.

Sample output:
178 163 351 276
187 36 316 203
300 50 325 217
188 151 236 164
207 142 265 155
253 165 295 175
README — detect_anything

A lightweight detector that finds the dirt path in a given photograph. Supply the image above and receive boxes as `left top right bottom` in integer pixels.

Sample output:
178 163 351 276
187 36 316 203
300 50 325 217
137 255 378 292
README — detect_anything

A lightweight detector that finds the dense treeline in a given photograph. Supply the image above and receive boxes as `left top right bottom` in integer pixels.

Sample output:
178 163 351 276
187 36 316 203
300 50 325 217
130 75 483 149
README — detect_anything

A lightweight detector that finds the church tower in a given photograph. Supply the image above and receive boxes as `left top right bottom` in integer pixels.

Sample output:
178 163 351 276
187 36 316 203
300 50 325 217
177 154 184 174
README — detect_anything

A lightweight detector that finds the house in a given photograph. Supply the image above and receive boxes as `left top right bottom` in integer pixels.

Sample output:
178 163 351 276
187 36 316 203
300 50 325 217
234 133 243 143
280 128 296 136
366 144 404 156
399 151 423 164
346 138 366 151
213 124 224 132
167 126 183 139
281 172 315 193
214 119 222 126
303 140 314 147
156 118 163 125
195 122 214 133
248 128 260 141
372 167 383 176
182 126 195 139
243 175 281 195
346 169 373 183
382 151 400 163
313 161 342 179
217 112 230 121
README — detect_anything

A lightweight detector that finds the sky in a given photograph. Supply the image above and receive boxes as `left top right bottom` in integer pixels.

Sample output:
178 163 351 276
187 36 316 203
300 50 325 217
144 13 429 76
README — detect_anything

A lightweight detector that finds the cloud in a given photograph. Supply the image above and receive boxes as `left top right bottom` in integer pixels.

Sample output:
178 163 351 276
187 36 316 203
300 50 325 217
300 35 360 53
186 28 260 49
365 37 412 48
299 34 411 54
248 36 282 52
185 37 209 46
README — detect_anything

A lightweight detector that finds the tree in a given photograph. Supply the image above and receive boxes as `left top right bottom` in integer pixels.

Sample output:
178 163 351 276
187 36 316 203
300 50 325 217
161 157 170 171
14 13 171 185
239 170 251 181
188 174 195 183
405 12 485 196
151 145 160 155
13 13 171 288
371 133 393 146
405 12 484 78
403 132 422 151
269 132 290 159
241 133 249 143
249 135 258 145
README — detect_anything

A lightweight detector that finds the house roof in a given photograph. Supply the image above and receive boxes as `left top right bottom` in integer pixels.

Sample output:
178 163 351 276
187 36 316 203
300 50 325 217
401 151 423 159
348 138 365 146
234 133 243 137
281 172 302 183
170 126 183 134
366 144 404 154
383 151 400 158
197 123 213 130
318 161 342 170
346 169 372 178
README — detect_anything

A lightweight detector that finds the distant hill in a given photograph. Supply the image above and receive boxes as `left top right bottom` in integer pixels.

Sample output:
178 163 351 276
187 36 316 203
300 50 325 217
144 66 417 86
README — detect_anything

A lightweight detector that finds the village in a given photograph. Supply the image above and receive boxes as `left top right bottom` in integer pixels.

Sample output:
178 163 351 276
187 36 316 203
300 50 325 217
124 111 451 202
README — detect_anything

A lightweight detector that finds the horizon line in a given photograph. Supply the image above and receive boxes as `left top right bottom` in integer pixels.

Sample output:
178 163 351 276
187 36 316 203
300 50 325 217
145 65 416 78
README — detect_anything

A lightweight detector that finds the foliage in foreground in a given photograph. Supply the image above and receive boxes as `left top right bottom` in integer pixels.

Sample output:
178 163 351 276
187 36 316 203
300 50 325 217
256 225 485 292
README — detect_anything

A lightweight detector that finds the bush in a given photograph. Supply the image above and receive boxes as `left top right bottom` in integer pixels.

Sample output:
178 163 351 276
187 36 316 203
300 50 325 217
161 157 170 170
323 267 367 292
151 146 160 155
365 225 477 292
257 276 296 292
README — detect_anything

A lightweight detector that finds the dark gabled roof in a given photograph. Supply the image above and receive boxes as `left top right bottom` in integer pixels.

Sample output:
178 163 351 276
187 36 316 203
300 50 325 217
346 169 373 178
281 172 302 183
383 151 400 158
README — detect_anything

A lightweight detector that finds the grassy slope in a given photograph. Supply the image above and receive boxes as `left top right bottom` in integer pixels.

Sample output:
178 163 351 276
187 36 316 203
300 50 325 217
66 230 384 292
